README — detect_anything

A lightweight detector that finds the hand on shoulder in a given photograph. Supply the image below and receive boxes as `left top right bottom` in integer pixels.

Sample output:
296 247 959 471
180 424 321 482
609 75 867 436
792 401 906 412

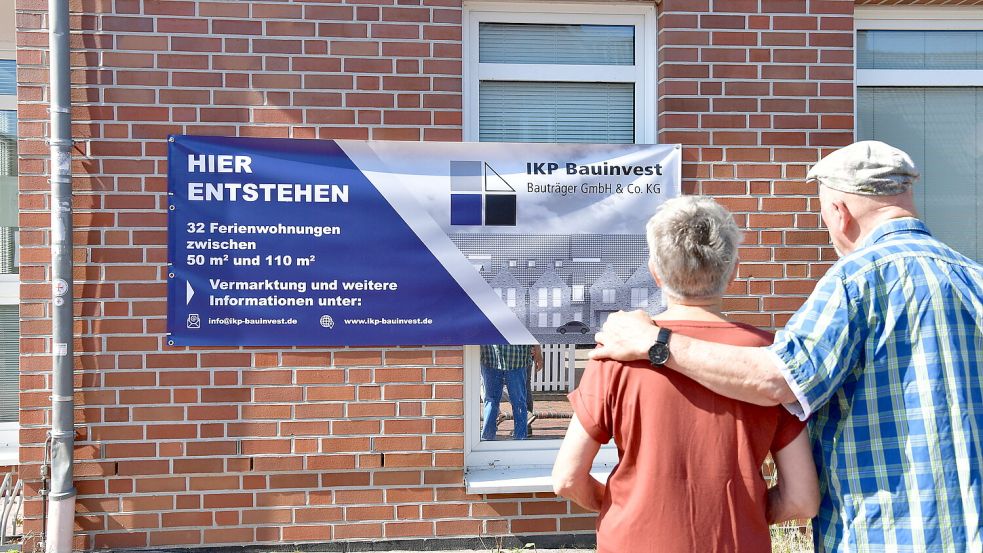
590 310 661 362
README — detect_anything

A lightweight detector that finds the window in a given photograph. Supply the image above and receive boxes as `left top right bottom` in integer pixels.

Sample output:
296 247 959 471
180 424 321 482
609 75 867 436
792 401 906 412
0 21 19 462
572 284 585 302
856 7 983 261
463 1 654 492
494 287 503 299
505 288 516 307
602 289 616 303
631 287 648 308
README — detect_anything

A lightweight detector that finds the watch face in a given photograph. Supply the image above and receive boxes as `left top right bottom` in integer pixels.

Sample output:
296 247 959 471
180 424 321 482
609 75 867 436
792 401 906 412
649 343 670 365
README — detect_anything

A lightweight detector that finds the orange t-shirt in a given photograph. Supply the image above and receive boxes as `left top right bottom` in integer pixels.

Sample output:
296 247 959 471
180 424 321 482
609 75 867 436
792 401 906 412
569 321 806 553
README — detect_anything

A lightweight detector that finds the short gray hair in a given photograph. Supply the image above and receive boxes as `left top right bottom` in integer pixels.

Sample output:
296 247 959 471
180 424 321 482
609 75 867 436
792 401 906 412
645 196 741 300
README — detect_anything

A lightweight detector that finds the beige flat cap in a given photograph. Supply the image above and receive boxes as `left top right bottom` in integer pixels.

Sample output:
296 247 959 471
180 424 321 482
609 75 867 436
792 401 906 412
807 140 920 196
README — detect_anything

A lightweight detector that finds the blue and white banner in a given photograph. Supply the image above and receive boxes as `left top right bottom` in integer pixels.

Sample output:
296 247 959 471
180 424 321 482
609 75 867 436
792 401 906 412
167 136 681 346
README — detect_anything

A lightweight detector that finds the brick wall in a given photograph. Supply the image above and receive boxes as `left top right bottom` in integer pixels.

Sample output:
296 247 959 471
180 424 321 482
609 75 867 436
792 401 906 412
658 0 854 328
14 0 855 550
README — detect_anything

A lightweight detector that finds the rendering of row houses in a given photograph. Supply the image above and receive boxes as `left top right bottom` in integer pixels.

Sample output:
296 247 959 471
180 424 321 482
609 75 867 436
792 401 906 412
451 234 666 340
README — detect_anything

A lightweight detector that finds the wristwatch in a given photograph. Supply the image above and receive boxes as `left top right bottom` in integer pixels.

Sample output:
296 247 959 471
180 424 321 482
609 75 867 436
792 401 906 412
647 327 673 366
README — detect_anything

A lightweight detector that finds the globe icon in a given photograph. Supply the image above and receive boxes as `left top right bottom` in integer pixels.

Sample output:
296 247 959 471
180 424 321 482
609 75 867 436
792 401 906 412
319 315 334 329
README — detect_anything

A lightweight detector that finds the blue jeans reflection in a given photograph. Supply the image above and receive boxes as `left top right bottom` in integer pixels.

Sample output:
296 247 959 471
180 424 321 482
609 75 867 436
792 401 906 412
480 364 528 441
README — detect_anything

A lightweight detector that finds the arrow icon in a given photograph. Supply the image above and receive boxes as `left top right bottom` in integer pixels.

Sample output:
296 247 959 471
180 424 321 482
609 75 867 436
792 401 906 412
186 281 195 305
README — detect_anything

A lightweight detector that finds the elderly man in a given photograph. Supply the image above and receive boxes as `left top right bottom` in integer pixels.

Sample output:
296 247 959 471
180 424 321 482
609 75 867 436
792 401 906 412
592 141 983 552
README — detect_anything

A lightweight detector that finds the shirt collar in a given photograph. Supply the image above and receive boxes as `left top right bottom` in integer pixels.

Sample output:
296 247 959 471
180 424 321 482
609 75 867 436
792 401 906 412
859 217 930 249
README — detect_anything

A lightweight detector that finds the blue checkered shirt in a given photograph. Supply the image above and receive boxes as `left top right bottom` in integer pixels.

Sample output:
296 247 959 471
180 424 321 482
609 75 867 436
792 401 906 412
768 218 983 552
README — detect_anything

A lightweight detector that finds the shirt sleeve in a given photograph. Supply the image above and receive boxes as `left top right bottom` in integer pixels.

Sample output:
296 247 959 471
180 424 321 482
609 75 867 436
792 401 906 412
567 359 614 444
770 408 807 452
767 270 865 420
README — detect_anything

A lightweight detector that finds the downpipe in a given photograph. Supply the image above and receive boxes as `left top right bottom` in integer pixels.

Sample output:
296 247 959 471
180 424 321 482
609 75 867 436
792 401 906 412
44 0 77 550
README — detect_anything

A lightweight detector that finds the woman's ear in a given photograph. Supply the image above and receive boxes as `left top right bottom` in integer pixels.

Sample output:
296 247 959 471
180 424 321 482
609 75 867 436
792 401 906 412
648 260 663 287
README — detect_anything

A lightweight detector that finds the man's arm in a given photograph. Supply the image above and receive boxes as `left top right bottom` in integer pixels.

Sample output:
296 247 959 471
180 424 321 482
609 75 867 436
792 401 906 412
590 310 795 406
552 414 605 512
767 429 820 524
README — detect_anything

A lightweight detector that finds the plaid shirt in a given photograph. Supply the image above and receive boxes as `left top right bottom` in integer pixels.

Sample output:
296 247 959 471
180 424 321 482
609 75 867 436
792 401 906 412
480 345 534 371
768 218 983 553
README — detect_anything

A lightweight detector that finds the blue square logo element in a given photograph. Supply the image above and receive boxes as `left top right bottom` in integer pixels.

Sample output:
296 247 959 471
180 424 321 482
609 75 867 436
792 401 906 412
450 193 482 225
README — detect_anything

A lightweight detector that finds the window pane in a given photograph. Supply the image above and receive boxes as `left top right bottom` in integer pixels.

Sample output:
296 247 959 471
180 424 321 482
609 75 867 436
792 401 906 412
858 87 982 260
479 23 634 65
479 81 634 143
0 305 18 423
0 111 15 274
0 60 14 95
857 30 983 69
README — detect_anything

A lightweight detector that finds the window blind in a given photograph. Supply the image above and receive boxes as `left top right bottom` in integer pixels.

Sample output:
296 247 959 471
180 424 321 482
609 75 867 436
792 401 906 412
0 305 18 423
858 30 983 70
0 111 16 273
479 23 634 66
858 86 983 260
479 81 634 143
0 60 14 96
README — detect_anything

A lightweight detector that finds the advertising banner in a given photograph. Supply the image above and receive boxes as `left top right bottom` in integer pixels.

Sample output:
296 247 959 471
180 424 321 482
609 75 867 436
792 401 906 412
167 136 681 346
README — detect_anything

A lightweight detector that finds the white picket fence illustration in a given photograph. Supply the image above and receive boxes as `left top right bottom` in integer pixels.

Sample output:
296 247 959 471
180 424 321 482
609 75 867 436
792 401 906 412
532 344 577 392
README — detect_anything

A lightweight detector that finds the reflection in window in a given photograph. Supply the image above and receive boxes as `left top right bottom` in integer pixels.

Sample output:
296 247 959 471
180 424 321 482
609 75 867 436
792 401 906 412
858 89 983 260
631 287 648 308
478 343 584 441
602 289 616 303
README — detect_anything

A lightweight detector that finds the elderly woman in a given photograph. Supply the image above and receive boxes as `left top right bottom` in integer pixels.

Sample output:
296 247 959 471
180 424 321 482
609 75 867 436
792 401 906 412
552 196 819 553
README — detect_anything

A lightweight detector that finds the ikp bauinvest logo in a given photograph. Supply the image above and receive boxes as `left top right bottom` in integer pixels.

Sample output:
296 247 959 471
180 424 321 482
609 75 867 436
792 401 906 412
449 160 517 226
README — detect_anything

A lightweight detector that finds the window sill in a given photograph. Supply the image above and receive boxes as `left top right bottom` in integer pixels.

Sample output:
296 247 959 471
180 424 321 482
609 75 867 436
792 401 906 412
465 464 612 494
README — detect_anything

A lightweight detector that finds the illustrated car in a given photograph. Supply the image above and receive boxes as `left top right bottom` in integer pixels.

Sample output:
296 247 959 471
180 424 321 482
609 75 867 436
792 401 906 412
556 320 591 334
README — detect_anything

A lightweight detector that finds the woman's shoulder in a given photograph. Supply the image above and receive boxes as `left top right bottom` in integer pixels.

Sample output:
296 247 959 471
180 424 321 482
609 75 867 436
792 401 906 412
657 320 775 348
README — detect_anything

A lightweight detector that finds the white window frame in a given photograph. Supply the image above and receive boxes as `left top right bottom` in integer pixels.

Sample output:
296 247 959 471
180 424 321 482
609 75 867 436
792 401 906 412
0 40 19 462
537 288 547 307
506 287 516 307
463 2 657 143
463 1 653 492
855 7 983 88
631 287 648 308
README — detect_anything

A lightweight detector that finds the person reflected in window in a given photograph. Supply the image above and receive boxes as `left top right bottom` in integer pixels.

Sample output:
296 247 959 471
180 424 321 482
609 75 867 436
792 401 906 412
552 197 819 552
480 344 542 440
